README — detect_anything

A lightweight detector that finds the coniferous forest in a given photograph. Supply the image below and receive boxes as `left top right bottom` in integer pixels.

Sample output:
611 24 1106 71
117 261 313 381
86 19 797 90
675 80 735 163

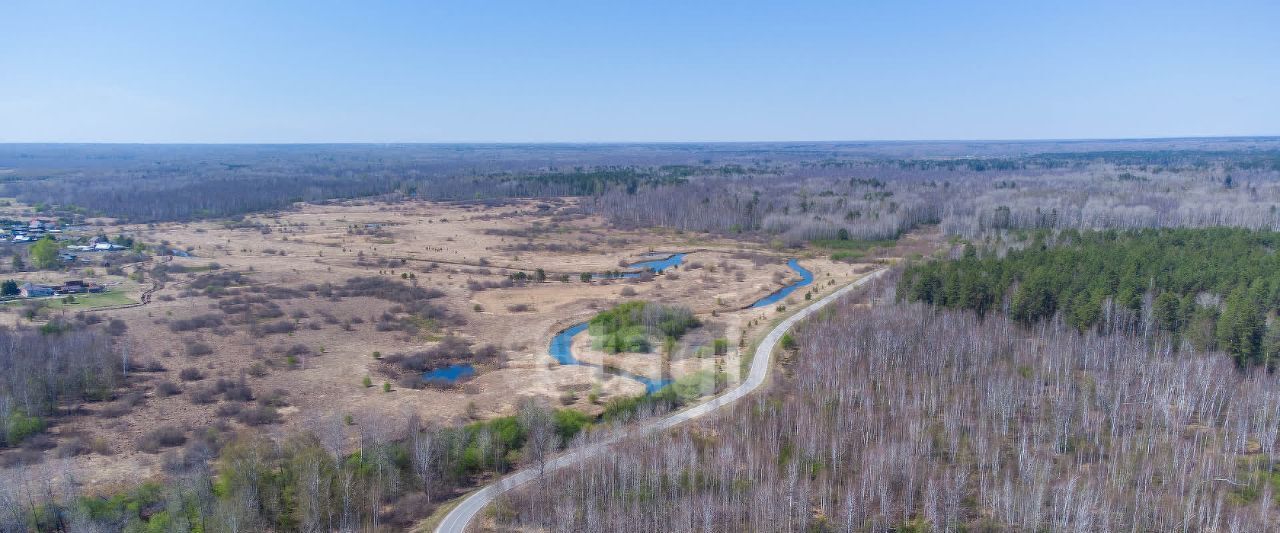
899 228 1280 367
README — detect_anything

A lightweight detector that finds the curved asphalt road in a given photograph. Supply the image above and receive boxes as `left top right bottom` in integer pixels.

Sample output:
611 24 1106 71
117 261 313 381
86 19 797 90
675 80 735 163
434 267 886 533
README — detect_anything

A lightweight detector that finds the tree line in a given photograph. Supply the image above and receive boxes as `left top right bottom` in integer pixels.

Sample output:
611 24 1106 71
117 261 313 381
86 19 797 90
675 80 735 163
901 228 1280 367
6 144 1280 249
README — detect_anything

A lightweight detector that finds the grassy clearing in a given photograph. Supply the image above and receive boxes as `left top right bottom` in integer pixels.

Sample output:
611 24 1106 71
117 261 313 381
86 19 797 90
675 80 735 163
44 291 138 309
810 238 896 262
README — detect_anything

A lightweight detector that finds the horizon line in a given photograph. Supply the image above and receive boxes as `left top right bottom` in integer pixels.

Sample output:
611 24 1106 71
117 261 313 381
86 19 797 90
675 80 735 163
1 134 1279 147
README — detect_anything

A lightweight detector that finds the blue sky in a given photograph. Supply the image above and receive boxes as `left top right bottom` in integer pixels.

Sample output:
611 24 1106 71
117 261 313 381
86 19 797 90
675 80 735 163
1 1 1277 142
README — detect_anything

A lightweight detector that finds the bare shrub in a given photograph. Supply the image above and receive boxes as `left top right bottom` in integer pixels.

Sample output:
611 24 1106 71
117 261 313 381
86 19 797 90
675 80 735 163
259 320 297 335
215 403 243 417
256 389 290 408
247 363 268 377
97 402 132 419
188 386 217 405
236 406 280 426
0 450 45 467
396 374 424 390
169 314 224 332
185 341 214 357
216 377 254 402
137 426 186 453
105 319 128 336
155 380 182 396
20 434 56 451
54 437 92 458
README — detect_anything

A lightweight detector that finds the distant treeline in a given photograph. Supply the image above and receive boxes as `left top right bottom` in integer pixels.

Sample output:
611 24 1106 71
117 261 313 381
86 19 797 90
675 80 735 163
875 150 1280 172
0 165 695 223
900 228 1280 367
5 143 1280 244
1027 149 1280 170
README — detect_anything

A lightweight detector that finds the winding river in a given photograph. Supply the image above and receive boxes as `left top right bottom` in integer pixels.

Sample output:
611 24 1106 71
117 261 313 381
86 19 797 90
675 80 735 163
425 255 814 388
612 252 686 278
544 256 814 393
422 253 687 386
749 258 814 308
549 322 673 393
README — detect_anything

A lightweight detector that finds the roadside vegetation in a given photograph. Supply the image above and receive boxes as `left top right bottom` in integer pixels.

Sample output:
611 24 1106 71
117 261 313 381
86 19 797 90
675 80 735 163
599 370 727 423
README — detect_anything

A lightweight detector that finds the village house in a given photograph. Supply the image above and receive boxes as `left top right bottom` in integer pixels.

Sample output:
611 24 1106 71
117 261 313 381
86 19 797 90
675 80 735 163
56 280 87 294
19 282 54 298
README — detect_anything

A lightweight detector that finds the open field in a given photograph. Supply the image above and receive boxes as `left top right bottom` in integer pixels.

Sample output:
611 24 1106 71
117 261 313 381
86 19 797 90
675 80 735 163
0 196 936 494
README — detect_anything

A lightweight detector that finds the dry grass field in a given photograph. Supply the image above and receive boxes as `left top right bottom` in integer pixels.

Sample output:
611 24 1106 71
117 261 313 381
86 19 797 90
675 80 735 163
0 197 936 492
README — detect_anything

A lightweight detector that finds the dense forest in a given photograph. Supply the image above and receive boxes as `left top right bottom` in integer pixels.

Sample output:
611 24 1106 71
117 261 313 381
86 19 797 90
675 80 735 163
600 152 1280 245
593 171 947 243
900 228 1280 367
496 278 1280 532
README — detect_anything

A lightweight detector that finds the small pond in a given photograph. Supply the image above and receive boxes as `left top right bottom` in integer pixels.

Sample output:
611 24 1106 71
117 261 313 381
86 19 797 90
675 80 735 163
422 363 476 384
